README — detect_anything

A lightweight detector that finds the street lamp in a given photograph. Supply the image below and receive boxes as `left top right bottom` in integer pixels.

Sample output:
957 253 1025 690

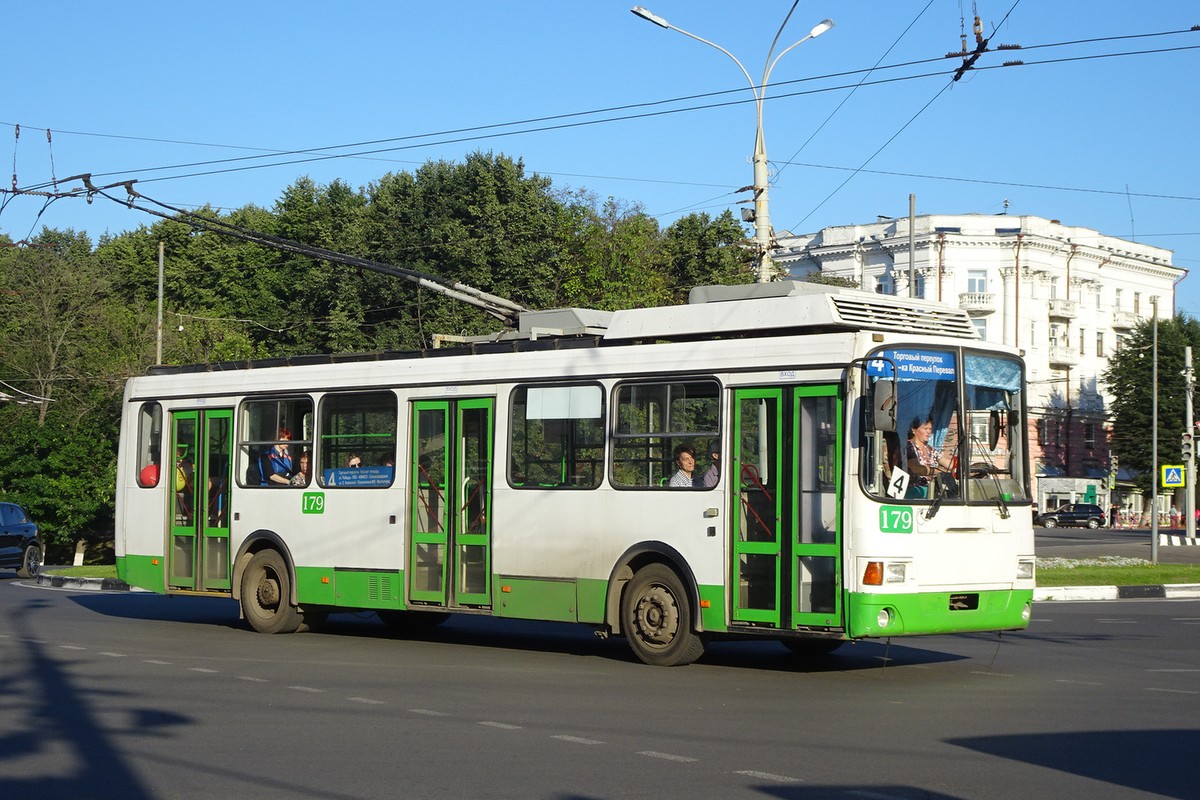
631 5 834 283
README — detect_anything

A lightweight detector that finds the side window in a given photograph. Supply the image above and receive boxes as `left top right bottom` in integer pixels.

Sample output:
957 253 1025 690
136 402 163 487
237 397 314 488
510 384 604 489
317 391 397 488
612 380 720 489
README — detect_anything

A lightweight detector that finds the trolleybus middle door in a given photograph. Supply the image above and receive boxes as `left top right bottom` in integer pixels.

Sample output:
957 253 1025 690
408 398 494 609
731 386 842 629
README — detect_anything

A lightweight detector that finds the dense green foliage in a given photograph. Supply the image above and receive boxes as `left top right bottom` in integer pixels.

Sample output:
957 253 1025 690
0 151 755 549
1102 314 1200 497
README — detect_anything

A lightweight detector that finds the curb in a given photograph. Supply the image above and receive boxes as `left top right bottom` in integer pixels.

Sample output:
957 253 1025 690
1034 584 1200 602
34 572 131 592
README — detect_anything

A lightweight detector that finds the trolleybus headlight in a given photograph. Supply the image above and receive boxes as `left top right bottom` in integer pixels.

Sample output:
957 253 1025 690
1016 559 1035 580
1021 602 1032 622
885 562 907 583
876 608 892 628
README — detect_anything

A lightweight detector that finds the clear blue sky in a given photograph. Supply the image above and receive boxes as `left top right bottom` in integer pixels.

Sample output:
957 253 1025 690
4 2 1198 312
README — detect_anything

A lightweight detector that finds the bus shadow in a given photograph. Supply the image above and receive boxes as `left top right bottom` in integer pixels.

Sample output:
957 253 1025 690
947 729 1200 799
68 592 967 673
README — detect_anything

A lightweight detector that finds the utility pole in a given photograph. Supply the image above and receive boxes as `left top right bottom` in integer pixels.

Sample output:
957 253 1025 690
1187 346 1196 539
156 241 164 365
1151 296 1159 563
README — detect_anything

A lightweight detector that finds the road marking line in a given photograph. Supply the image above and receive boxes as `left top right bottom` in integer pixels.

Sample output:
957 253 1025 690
189 668 219 673
1056 679 1104 686
348 697 386 705
552 735 604 745
1148 668 1200 673
411 709 449 717
1096 619 1137 623
99 652 126 657
478 721 522 730
288 685 323 693
970 671 1014 677
1146 687 1198 695
238 676 269 682
638 751 697 763
59 645 86 650
735 770 802 783
144 660 172 665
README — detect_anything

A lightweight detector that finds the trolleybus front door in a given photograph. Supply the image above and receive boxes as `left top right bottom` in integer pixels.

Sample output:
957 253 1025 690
732 386 842 630
168 408 233 592
408 398 494 609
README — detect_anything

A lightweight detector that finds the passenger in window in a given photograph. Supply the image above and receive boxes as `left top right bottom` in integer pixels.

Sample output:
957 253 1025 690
347 453 362 468
699 439 720 488
261 428 295 486
905 417 952 498
669 444 697 487
291 451 311 486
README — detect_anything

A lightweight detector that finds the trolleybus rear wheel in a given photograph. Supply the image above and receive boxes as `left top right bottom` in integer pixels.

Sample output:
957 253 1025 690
240 549 303 634
622 564 704 667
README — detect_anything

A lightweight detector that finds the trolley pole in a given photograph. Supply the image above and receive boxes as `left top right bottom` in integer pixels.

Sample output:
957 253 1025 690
1187 346 1196 539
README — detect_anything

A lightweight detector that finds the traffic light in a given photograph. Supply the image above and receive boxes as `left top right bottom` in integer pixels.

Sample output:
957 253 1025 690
1183 431 1195 461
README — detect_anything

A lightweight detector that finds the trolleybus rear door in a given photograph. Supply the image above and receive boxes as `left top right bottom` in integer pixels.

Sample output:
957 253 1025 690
168 408 233 592
408 398 494 609
731 386 842 629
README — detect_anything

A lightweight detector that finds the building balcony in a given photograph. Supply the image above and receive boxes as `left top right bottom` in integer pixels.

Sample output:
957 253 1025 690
1047 299 1077 320
1048 346 1079 368
1111 310 1138 330
957 292 996 314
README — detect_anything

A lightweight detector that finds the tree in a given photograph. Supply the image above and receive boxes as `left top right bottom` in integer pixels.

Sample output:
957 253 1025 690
1103 315 1200 496
660 210 754 303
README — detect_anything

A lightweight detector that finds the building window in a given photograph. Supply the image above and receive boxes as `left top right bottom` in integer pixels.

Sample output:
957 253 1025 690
967 270 987 294
914 274 925 299
1115 288 1123 309
1030 322 1037 347
876 274 893 295
1084 423 1097 450
972 318 987 340
1037 419 1047 446
1048 278 1059 300
1134 292 1141 314
1096 332 1104 357
1079 329 1086 356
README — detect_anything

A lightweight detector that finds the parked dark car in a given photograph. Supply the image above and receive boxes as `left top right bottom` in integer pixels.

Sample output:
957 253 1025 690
0 501 41 578
1037 503 1105 529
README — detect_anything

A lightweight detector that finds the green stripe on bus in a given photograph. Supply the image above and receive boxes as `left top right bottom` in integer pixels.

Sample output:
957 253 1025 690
117 554 165 594
847 590 1033 638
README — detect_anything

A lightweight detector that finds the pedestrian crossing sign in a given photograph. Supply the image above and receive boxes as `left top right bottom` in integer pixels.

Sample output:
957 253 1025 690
1162 465 1185 488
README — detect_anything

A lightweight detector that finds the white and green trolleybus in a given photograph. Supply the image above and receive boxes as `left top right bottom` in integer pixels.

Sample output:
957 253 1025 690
115 281 1034 666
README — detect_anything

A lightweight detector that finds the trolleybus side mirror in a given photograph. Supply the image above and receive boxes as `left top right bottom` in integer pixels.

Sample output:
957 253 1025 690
873 379 897 433
988 409 1002 451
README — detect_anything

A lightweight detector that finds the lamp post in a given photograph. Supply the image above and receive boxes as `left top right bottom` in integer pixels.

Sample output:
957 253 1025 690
631 5 834 283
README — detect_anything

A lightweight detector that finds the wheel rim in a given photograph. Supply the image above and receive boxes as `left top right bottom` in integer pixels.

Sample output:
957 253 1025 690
24 546 41 575
249 564 283 618
632 583 680 649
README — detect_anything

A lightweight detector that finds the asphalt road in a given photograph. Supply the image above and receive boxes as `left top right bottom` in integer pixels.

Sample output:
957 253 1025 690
3 574 1199 799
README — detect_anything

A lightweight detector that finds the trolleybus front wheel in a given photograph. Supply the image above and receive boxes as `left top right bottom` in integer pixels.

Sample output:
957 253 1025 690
622 564 704 667
240 549 304 634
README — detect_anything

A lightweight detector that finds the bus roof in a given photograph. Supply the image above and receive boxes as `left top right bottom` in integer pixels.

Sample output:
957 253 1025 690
148 282 978 376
